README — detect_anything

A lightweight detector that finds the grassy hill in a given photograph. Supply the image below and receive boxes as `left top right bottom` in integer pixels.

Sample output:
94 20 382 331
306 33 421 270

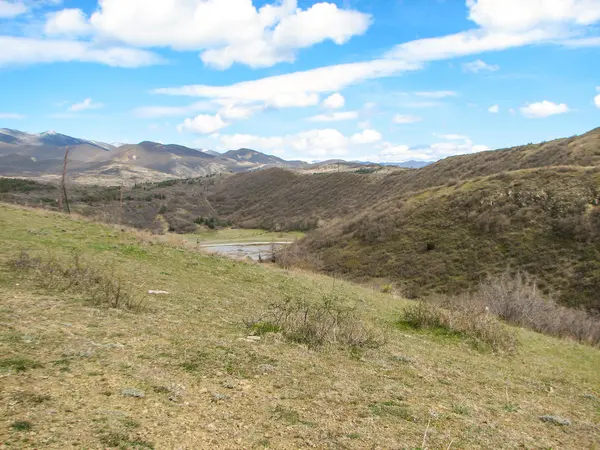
292 166 600 311
1 203 599 449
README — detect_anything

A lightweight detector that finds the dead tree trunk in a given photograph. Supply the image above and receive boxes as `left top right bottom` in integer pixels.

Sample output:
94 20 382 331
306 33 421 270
119 183 124 225
61 146 71 214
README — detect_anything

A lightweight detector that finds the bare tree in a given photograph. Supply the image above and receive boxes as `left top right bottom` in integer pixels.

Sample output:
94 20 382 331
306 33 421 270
119 183 124 225
61 146 71 214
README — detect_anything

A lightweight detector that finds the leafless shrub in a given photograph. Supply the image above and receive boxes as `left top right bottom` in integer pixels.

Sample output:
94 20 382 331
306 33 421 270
436 272 600 346
9 251 142 310
275 243 322 271
246 289 385 349
401 301 518 353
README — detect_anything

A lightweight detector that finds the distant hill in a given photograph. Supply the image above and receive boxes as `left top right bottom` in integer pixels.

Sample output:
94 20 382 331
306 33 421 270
207 127 600 311
0 129 310 183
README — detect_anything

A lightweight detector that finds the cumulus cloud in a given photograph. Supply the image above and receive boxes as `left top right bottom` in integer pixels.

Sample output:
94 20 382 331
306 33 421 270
374 134 489 162
69 98 104 112
214 127 383 159
177 114 228 134
45 8 92 37
393 114 422 124
520 100 570 118
0 112 25 119
323 93 345 109
0 36 164 68
87 0 371 69
350 129 382 144
488 104 499 113
463 59 499 72
467 0 600 31
307 111 358 122
595 87 600 108
0 1 27 18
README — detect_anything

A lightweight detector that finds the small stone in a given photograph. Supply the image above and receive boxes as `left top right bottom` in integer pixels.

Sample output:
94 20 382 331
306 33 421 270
246 336 261 341
222 381 235 389
148 290 169 295
121 388 145 398
583 393 598 401
258 364 276 373
211 393 229 402
540 415 571 426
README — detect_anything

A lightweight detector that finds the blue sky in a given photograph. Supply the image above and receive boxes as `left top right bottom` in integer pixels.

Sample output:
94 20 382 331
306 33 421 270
0 0 599 162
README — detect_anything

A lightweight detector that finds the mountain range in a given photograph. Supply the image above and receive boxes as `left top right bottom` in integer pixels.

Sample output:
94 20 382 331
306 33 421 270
0 128 430 184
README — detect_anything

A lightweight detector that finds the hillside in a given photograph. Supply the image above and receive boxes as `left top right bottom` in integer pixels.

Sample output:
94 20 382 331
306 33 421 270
293 166 600 311
1 204 599 449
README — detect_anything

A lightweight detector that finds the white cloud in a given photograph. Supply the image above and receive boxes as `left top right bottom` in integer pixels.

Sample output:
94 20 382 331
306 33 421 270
0 36 163 68
307 111 358 122
393 114 422 124
373 135 490 163
0 112 25 119
562 36 600 47
218 133 285 151
520 100 570 118
69 98 104 112
215 127 383 159
438 133 469 140
323 92 345 109
415 91 457 98
45 8 92 37
289 129 349 156
155 59 420 103
594 87 600 108
218 103 264 120
88 0 371 69
350 129 382 144
266 92 320 108
177 114 228 134
0 1 27 18
463 59 499 72
467 0 600 31
488 104 499 113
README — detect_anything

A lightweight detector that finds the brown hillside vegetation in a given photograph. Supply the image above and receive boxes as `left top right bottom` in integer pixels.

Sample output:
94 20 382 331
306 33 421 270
292 166 600 311
209 127 600 230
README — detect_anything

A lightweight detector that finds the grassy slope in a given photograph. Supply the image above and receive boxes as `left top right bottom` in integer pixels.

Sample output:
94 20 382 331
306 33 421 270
180 228 305 245
1 204 599 449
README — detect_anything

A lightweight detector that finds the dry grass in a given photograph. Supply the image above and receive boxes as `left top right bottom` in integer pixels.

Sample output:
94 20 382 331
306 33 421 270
9 251 142 310
1 203 600 449
400 301 518 353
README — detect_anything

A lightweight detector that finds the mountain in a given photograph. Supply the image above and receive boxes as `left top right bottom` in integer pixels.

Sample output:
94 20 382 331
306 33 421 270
0 129 309 183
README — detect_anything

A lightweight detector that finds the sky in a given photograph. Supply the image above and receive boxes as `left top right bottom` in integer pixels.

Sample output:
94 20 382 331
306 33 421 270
0 0 599 162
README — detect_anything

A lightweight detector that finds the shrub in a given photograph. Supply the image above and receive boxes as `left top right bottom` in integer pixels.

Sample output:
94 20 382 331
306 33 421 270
246 289 384 349
9 251 142 310
401 301 518 353
470 272 600 345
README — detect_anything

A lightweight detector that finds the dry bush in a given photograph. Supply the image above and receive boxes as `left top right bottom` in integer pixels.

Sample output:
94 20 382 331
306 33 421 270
401 301 518 353
275 243 322 271
246 289 384 349
9 251 142 310
457 272 600 345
